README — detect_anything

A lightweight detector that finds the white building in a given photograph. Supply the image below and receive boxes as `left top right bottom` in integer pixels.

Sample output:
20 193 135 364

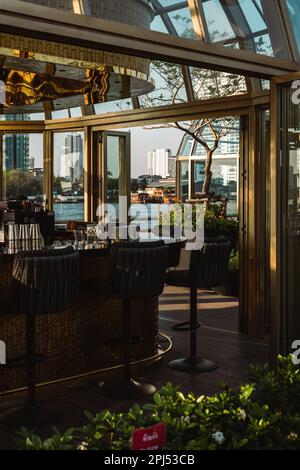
220 165 237 186
147 148 172 179
60 133 83 182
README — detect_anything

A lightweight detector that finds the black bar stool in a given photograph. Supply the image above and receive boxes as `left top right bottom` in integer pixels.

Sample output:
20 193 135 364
165 238 231 373
0 247 79 424
100 240 168 399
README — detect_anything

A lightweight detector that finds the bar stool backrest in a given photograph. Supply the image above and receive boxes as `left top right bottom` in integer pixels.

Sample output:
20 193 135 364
189 239 231 288
111 241 168 299
12 247 79 315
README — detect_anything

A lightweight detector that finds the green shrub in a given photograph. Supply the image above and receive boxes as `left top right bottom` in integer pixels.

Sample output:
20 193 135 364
18 356 300 451
229 250 239 272
160 204 239 248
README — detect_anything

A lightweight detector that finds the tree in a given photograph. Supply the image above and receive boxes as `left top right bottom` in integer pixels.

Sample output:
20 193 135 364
139 14 246 195
142 62 243 194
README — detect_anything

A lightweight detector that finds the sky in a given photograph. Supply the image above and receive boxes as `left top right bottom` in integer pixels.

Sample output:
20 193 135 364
120 126 184 177
28 125 185 178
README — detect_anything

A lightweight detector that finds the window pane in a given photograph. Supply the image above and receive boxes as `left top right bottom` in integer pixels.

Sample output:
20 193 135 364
285 0 300 56
140 61 187 108
94 99 132 115
2 133 44 202
202 0 236 42
238 0 266 33
179 160 189 201
169 7 196 39
107 135 120 205
53 131 85 221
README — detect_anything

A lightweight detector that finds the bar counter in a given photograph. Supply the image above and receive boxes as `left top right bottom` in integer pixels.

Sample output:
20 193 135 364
0 240 182 396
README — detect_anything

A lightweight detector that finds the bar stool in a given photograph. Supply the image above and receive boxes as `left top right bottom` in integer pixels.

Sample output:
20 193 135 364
100 240 168 399
0 247 79 424
165 238 231 373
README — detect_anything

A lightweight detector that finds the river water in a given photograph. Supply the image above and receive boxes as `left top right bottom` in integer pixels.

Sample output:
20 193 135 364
54 201 238 223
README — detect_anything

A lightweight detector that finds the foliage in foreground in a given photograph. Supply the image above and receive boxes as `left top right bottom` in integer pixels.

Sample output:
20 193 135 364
19 356 300 450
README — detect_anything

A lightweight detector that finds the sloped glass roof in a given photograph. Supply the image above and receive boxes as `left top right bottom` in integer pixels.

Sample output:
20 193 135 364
15 0 298 60
2 0 299 120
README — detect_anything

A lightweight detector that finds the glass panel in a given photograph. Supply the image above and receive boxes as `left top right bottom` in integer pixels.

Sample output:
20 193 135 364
178 160 189 201
107 135 120 205
282 84 300 352
191 157 238 216
191 68 247 99
238 0 266 33
2 133 43 202
202 0 236 42
53 131 85 221
151 15 169 34
193 161 205 195
94 99 132 115
105 133 130 224
140 61 187 108
70 107 82 118
178 135 193 156
285 0 300 56
168 7 196 39
51 109 69 120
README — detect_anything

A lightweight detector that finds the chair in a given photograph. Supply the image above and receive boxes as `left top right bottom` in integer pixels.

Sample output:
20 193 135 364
0 247 79 424
100 240 168 399
165 238 231 373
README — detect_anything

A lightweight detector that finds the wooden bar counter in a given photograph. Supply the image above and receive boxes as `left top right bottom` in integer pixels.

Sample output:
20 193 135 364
0 243 179 396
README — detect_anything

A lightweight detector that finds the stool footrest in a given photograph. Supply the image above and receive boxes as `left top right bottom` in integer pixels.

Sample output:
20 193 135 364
172 321 202 332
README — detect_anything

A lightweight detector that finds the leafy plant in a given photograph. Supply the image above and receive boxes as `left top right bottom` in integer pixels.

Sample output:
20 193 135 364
229 250 239 272
19 356 300 451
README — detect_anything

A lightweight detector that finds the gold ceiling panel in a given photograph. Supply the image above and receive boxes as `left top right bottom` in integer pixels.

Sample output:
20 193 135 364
0 32 154 113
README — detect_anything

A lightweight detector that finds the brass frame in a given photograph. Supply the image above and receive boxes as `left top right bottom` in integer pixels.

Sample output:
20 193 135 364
269 71 300 364
0 90 271 338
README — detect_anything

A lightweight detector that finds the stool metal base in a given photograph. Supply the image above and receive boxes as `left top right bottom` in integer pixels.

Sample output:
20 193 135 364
99 378 156 399
168 357 219 373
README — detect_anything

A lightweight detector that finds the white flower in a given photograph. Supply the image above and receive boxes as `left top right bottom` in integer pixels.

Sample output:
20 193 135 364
180 416 191 424
77 441 88 450
238 409 247 421
212 431 225 445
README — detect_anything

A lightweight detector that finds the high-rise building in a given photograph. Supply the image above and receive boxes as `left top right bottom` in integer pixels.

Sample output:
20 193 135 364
147 148 172 179
168 156 176 178
60 133 84 182
3 114 30 171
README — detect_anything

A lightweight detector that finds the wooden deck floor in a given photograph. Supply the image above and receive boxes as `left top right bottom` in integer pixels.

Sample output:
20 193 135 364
0 286 269 449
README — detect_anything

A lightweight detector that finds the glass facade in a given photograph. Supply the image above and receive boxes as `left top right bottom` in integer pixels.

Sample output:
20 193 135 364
2 133 43 202
53 131 85 221
177 118 240 215
278 84 300 354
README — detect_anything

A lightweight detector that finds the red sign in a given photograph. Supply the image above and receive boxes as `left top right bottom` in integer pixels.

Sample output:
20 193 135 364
131 422 166 450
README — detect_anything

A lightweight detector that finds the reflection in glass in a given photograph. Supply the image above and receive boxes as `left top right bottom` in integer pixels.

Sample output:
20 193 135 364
53 131 85 221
